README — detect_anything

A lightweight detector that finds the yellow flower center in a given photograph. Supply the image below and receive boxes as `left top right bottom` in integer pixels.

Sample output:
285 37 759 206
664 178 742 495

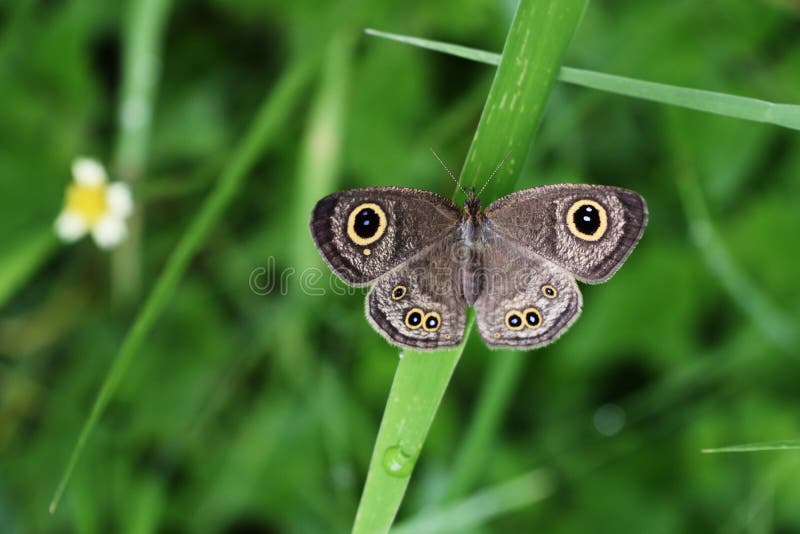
66 183 108 224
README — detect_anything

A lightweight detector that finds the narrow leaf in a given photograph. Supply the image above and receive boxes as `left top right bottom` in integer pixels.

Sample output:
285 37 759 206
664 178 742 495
365 29 800 131
702 440 800 454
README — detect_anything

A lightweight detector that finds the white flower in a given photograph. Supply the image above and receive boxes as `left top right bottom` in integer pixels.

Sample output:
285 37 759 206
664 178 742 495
54 157 134 249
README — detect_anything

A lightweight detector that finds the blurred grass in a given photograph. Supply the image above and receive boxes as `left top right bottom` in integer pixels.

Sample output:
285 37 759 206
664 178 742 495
1 0 800 532
49 55 318 513
277 31 355 388
393 469 555 534
671 120 798 354
111 0 174 305
442 349 525 501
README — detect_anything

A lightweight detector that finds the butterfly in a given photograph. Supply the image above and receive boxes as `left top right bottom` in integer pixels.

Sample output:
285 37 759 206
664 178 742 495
309 179 647 350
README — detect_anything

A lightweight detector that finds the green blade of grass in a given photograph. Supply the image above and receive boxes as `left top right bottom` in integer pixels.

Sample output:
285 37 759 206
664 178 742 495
352 317 474 534
364 29 800 131
111 0 175 306
702 440 800 453
48 57 317 514
352 1 588 532
391 469 555 534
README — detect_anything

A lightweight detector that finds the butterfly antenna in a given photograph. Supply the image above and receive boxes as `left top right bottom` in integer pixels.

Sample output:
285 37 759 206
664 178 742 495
430 148 468 197
477 148 513 198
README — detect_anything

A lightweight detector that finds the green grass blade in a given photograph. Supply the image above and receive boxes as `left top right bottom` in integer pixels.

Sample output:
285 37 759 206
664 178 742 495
353 1 588 532
352 318 474 534
391 469 555 534
558 67 800 130
364 29 800 131
702 440 800 454
456 0 587 195
363 29 502 69
48 57 316 514
111 0 175 306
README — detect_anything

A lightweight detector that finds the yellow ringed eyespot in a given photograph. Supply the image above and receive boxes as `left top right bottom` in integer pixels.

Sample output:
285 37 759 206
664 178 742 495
541 284 558 299
566 199 608 241
347 202 387 246
404 308 424 330
423 311 442 332
522 307 542 329
505 310 524 331
391 285 407 301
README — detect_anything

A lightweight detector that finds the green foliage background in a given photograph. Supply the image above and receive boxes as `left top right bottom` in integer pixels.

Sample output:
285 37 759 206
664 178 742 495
2 0 800 532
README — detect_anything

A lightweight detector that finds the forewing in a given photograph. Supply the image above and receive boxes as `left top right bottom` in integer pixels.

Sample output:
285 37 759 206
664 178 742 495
485 184 647 283
367 233 466 349
474 236 582 350
310 187 460 286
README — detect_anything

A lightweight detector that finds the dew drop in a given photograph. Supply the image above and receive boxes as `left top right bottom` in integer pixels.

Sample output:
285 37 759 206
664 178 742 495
382 444 416 477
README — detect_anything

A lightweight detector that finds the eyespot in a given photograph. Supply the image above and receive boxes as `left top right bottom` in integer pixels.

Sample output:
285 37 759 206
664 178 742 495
505 310 524 331
346 202 387 246
404 308 424 330
523 307 542 329
391 285 407 301
566 199 608 241
423 311 441 332
541 284 558 299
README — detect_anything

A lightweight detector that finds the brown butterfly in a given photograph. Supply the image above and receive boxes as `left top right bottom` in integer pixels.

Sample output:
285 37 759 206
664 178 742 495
310 173 646 350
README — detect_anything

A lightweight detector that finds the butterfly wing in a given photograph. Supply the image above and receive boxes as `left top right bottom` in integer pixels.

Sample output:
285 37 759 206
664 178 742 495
310 187 461 286
485 184 647 283
474 235 582 349
367 232 466 349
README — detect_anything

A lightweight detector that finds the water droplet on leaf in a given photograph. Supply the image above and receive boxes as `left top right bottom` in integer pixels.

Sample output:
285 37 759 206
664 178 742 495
382 444 416 477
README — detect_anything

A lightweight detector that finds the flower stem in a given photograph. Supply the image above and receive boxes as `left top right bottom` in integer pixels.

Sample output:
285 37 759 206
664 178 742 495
111 0 173 307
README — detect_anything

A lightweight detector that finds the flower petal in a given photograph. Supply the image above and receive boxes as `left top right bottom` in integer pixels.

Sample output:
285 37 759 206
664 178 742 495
72 157 107 187
106 182 134 219
91 216 127 249
54 211 88 242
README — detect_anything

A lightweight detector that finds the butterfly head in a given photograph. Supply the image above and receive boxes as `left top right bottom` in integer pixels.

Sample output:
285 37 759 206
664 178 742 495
464 186 482 217
429 147 510 219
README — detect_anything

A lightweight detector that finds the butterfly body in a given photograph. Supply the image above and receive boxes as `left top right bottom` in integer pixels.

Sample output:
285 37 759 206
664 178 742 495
453 190 484 305
310 184 647 350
